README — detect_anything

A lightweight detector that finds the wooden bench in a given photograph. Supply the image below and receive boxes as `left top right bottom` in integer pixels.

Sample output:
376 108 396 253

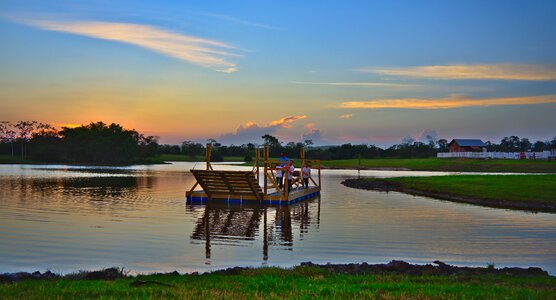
190 170 264 201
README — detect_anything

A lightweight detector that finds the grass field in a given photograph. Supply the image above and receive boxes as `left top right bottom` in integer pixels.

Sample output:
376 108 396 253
346 175 556 211
157 154 244 162
322 158 556 173
1 266 554 299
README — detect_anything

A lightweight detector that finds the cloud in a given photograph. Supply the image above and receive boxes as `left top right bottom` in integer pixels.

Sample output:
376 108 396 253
18 18 239 72
291 81 418 88
218 115 307 144
197 12 280 30
269 115 307 128
361 64 556 81
301 128 322 144
415 129 438 144
338 114 354 119
337 94 556 110
300 122 322 144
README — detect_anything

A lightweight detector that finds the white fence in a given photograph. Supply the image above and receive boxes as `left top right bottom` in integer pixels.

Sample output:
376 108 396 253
437 151 552 159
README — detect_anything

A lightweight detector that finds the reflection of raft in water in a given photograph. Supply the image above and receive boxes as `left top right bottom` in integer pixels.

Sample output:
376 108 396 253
186 145 321 205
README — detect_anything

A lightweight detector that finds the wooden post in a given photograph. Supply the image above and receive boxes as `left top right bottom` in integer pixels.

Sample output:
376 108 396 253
284 172 289 200
263 145 269 196
318 160 321 187
205 143 212 170
255 148 260 182
300 147 305 167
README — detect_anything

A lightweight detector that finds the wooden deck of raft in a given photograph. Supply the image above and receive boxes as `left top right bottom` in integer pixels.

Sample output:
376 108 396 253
186 169 320 205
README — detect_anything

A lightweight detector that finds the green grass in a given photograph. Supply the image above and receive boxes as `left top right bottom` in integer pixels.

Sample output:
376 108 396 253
158 154 245 162
322 158 556 173
0 155 38 164
1 266 555 299
379 175 556 204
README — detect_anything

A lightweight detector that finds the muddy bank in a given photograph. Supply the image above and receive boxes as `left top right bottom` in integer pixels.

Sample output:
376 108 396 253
0 261 550 284
342 178 556 213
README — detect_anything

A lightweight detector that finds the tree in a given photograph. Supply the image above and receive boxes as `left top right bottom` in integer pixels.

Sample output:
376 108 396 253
425 134 437 148
15 121 37 160
550 136 556 149
29 123 62 162
206 138 221 148
262 134 280 147
437 139 448 152
59 122 155 164
0 121 16 156
500 136 520 152
304 139 314 148
182 141 204 159
401 135 415 145
519 138 532 151
533 141 547 152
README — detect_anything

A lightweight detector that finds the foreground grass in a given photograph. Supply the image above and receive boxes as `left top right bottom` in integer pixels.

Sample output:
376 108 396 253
346 175 556 212
1 266 555 299
322 158 556 173
158 154 244 162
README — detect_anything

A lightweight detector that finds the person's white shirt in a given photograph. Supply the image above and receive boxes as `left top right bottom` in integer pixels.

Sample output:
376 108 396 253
288 164 294 180
302 166 311 178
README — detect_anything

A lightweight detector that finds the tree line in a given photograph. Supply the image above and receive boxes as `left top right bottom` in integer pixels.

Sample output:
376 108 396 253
2 121 554 163
159 134 556 161
0 121 158 164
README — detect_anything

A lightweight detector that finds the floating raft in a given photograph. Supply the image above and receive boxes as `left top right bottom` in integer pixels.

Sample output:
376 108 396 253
186 170 320 205
185 145 321 205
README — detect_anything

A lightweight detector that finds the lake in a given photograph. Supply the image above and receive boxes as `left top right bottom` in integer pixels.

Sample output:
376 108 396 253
1 162 555 274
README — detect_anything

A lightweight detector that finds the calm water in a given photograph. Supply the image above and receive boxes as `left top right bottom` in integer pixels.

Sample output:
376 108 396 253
1 163 555 274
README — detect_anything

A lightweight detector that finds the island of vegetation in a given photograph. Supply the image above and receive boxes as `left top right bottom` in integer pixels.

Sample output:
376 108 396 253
342 175 556 212
0 121 159 165
1 261 554 299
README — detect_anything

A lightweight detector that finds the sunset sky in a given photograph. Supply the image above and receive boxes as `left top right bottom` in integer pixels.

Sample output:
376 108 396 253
1 0 555 146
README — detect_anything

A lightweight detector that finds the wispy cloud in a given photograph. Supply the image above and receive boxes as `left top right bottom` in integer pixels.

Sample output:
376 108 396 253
361 64 556 81
338 94 556 109
291 81 418 88
269 115 307 128
338 114 354 119
198 12 280 30
18 18 240 72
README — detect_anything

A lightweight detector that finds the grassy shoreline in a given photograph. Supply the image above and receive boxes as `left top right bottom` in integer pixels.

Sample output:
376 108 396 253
1 261 554 299
322 158 556 173
342 175 556 212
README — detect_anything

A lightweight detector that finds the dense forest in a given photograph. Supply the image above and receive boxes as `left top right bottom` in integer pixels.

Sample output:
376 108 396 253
1 121 555 163
0 121 158 164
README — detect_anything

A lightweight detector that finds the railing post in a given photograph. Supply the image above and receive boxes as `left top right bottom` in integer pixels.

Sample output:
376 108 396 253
255 148 260 182
284 173 289 200
206 143 212 170
318 160 321 187
263 145 269 196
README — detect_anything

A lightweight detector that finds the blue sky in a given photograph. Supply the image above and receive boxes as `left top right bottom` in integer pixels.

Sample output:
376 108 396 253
1 0 555 146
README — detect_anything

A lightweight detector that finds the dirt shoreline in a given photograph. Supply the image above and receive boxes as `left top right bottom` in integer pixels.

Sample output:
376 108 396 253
0 260 550 284
342 178 556 213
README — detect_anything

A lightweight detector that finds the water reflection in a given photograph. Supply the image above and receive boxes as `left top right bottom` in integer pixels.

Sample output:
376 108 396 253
1 163 555 275
187 198 321 263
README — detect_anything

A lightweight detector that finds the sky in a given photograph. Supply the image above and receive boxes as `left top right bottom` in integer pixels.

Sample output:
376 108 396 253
1 0 555 146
